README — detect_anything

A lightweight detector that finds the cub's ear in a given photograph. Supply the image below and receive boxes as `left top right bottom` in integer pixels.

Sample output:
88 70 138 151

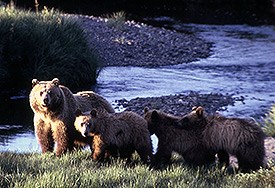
192 106 197 111
52 78 60 86
144 107 149 114
151 110 159 122
196 106 204 117
32 79 39 87
90 109 97 118
75 109 82 117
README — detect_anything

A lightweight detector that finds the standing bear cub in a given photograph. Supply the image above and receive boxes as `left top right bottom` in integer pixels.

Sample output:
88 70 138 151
74 109 153 164
29 78 114 156
178 106 266 173
143 107 216 168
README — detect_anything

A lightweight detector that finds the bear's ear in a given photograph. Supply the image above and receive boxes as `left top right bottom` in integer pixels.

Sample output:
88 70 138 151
151 110 159 122
90 109 97 118
32 79 39 87
192 106 197 111
52 78 60 86
144 107 149 114
196 106 204 117
75 109 82 117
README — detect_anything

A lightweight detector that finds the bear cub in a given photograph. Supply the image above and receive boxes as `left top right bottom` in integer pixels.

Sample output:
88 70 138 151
178 106 266 173
74 109 153 164
144 107 216 168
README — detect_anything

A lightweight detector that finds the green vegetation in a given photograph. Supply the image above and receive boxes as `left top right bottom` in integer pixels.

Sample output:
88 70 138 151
0 151 274 188
263 105 275 137
0 6 100 92
105 11 126 30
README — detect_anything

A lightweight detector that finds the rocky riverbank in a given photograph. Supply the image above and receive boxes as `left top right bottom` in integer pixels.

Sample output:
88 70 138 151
115 92 238 116
77 15 212 67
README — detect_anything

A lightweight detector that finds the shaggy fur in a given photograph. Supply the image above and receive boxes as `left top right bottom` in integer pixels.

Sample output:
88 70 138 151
29 78 114 156
73 109 95 152
74 91 114 114
179 106 266 172
74 109 153 164
143 107 216 167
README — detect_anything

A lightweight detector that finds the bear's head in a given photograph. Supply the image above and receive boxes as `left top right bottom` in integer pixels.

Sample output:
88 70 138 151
74 109 97 137
31 78 63 112
177 106 207 130
144 107 164 135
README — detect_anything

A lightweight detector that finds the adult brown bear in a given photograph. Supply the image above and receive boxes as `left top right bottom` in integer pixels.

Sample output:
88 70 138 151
29 78 114 156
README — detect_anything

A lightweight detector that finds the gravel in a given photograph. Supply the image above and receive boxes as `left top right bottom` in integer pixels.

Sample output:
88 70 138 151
77 15 212 67
115 92 239 116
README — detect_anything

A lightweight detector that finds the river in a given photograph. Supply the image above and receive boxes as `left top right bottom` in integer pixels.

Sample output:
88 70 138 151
0 23 274 152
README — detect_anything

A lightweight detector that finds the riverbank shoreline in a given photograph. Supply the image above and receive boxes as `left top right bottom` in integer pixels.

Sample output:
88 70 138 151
76 14 212 67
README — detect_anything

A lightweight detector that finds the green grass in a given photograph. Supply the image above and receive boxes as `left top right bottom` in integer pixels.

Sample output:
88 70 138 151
263 105 275 137
0 151 274 188
0 6 100 91
104 11 126 30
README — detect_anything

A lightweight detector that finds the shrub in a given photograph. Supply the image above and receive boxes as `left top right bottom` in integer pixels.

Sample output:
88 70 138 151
105 11 126 30
263 104 275 137
0 6 100 93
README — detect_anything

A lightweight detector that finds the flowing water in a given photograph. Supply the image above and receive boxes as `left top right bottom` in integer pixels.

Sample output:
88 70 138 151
0 23 275 152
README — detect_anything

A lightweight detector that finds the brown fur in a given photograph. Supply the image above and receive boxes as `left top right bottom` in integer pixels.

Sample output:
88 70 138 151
74 91 114 114
179 106 266 172
74 109 153 164
143 107 216 167
73 110 95 152
29 78 114 156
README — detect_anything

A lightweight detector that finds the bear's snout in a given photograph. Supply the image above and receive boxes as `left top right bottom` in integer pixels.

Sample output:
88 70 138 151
42 95 50 107
84 131 89 137
43 98 48 104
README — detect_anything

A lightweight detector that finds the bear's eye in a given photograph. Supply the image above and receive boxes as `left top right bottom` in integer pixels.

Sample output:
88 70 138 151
87 123 91 128
47 91 51 95
80 123 85 127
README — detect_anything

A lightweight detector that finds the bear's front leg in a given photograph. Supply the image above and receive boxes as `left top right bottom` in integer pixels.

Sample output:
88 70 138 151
217 150 230 166
92 135 107 161
34 115 54 153
153 147 172 168
52 121 71 157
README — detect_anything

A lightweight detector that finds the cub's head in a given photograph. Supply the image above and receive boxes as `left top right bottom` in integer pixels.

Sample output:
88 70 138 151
74 109 97 137
144 107 163 135
178 106 207 130
30 78 62 111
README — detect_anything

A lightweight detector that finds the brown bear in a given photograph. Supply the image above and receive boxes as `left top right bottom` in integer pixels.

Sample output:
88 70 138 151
73 109 95 152
29 78 114 156
143 107 216 168
74 109 153 164
178 106 266 173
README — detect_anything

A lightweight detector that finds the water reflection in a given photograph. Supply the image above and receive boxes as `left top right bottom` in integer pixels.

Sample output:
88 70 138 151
0 97 35 150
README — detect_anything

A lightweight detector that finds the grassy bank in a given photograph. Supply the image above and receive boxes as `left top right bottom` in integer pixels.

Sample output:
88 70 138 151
0 6 100 92
0 151 274 188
